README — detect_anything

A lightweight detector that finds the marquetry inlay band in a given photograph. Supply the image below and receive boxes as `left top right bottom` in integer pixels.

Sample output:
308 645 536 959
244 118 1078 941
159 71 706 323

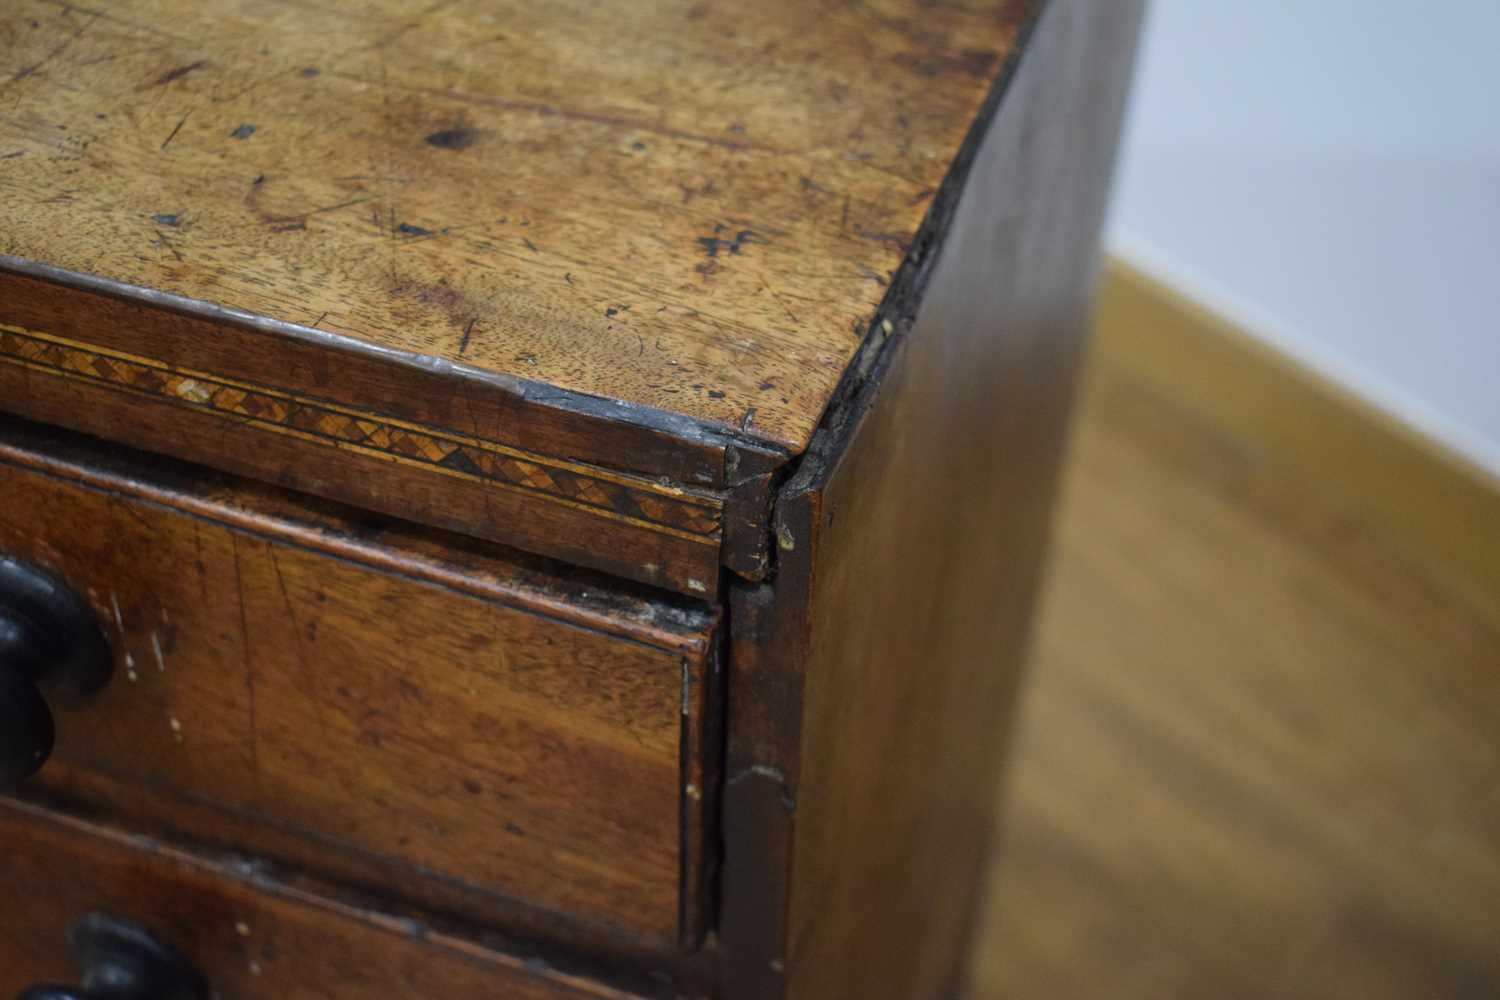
0 323 721 543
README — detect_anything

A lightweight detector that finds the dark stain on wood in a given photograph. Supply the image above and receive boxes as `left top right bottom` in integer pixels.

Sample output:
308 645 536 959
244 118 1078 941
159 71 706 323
425 127 480 150
696 228 765 259
387 274 478 328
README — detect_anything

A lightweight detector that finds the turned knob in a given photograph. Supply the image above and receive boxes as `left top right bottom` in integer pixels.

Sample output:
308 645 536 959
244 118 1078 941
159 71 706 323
16 912 209 1000
0 556 111 788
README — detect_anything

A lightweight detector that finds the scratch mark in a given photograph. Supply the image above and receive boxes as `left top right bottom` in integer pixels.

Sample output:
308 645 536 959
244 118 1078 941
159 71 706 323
110 496 159 534
191 523 208 596
151 631 166 672
154 59 206 86
353 0 460 59
759 279 800 324
263 195 375 231
160 111 190 151
522 237 539 254
212 65 300 105
269 546 329 732
109 592 124 632
33 1 190 46
9 10 98 85
232 535 263 796
459 318 476 354
374 47 401 289
455 377 485 442
852 223 909 252
154 230 184 261
229 123 257 140
335 73 788 154
301 195 375 217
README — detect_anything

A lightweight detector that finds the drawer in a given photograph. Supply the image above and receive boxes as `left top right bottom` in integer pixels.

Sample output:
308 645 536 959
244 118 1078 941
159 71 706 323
0 798 654 999
0 418 719 951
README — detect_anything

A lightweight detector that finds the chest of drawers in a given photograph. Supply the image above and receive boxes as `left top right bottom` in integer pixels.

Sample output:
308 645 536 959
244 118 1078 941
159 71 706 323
0 1 1141 996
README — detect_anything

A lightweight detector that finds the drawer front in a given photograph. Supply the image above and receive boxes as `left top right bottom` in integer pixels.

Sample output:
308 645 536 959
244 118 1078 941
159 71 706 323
0 799 648 999
0 420 718 948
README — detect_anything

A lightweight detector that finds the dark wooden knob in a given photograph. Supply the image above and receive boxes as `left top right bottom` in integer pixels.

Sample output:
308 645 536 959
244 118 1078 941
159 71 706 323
16 912 209 1000
0 556 111 788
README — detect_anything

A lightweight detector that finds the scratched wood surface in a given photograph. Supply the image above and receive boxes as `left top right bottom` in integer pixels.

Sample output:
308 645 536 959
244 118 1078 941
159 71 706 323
0 798 655 999
0 416 717 951
0 0 1027 456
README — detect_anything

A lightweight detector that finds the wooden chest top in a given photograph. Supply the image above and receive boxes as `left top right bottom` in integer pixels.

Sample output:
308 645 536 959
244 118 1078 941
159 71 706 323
0 0 1027 457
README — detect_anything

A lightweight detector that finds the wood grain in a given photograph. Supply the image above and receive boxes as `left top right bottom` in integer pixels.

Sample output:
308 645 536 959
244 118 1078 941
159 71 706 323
717 3 1143 997
0 797 655 999
0 0 1029 456
969 343 1500 999
0 416 716 950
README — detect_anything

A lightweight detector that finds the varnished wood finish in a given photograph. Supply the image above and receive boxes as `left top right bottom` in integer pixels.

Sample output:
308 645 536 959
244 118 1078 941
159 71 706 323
0 2 1145 995
0 417 716 950
0 0 1031 479
971 337 1500 999
719 3 1143 997
0 798 653 999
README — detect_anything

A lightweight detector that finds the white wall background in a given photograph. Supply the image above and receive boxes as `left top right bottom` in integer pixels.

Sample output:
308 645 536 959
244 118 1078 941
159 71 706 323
1107 0 1500 477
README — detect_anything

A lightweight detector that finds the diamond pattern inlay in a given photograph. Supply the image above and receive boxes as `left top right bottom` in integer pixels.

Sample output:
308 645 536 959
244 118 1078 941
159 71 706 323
0 323 721 541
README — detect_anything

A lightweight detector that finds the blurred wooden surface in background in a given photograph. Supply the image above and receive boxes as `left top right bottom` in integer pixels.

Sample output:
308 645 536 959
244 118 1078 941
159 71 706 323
968 312 1500 998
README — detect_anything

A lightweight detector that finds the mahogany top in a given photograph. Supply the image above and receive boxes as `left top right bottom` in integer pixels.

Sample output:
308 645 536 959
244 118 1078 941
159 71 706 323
1 0 1027 456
